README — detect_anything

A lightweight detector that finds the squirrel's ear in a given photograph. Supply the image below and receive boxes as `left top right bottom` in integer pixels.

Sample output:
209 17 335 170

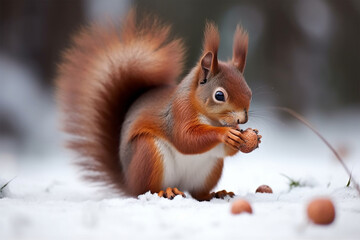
202 22 219 75
232 25 248 73
201 51 214 79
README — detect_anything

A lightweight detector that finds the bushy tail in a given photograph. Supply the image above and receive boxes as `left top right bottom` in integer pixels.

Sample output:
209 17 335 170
56 11 185 194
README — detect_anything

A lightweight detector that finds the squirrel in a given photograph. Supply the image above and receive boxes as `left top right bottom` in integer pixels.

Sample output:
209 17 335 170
56 11 261 201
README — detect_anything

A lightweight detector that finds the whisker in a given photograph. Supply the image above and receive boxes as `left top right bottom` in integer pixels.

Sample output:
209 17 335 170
247 114 280 129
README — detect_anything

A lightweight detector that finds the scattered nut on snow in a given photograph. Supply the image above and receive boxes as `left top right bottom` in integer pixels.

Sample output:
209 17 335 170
239 129 259 153
256 185 273 194
307 198 335 225
231 199 252 215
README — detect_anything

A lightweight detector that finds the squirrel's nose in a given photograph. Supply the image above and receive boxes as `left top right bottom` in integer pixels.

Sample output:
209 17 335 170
237 118 248 124
237 109 248 124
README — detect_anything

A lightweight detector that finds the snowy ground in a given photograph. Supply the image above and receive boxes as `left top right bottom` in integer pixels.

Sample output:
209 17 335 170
1 110 360 240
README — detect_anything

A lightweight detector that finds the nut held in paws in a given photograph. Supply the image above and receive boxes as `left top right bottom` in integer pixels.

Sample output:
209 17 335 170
255 185 273 194
231 199 253 215
307 198 335 225
239 129 259 153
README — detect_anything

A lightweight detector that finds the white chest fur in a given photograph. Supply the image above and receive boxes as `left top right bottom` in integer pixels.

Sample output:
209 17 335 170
155 138 225 192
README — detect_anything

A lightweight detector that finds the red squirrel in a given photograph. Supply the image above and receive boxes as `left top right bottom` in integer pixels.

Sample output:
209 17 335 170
56 12 261 201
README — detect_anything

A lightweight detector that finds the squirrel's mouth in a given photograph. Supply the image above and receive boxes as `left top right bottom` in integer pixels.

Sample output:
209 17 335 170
219 120 239 128
219 110 248 127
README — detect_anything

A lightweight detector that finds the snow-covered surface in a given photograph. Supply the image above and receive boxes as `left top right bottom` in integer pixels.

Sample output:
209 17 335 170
1 111 360 240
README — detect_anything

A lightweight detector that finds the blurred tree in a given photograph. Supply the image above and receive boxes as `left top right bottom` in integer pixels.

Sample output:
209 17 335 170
0 0 359 111
134 0 360 112
0 0 85 86
329 0 360 107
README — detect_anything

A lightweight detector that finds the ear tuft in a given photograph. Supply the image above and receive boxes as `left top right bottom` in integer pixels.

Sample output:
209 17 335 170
202 21 219 73
203 22 220 55
232 25 248 73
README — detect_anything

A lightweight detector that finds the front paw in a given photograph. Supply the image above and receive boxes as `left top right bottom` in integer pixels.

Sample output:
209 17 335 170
224 128 246 151
238 128 262 153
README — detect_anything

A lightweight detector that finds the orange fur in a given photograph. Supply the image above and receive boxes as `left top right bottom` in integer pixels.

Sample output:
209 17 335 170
170 97 228 154
204 158 224 190
225 146 238 157
56 12 184 194
232 25 248 73
203 22 220 56
126 136 163 195
190 158 224 201
202 22 220 73
57 11 254 199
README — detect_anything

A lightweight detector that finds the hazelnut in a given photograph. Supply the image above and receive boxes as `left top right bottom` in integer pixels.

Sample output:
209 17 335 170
255 185 273 194
307 198 335 225
239 128 260 153
231 199 253 215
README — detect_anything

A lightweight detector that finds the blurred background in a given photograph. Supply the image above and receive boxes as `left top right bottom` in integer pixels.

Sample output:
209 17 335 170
0 0 359 164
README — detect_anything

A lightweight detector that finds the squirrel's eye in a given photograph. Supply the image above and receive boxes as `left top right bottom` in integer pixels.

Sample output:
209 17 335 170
213 87 228 103
215 91 225 102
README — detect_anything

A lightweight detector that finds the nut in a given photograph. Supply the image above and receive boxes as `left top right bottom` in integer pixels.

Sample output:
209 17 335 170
255 185 273 194
239 128 259 153
231 199 253 215
307 198 335 225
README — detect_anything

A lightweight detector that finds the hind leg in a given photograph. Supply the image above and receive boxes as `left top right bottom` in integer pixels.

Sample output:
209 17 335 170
190 158 234 201
126 136 186 199
126 136 164 196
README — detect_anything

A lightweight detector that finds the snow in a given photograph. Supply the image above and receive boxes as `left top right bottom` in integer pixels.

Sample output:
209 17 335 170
1 110 360 240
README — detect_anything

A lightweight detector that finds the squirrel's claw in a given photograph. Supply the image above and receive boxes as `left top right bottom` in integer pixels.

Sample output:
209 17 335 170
158 187 186 199
224 128 247 151
211 190 235 199
256 134 262 148
191 190 235 201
